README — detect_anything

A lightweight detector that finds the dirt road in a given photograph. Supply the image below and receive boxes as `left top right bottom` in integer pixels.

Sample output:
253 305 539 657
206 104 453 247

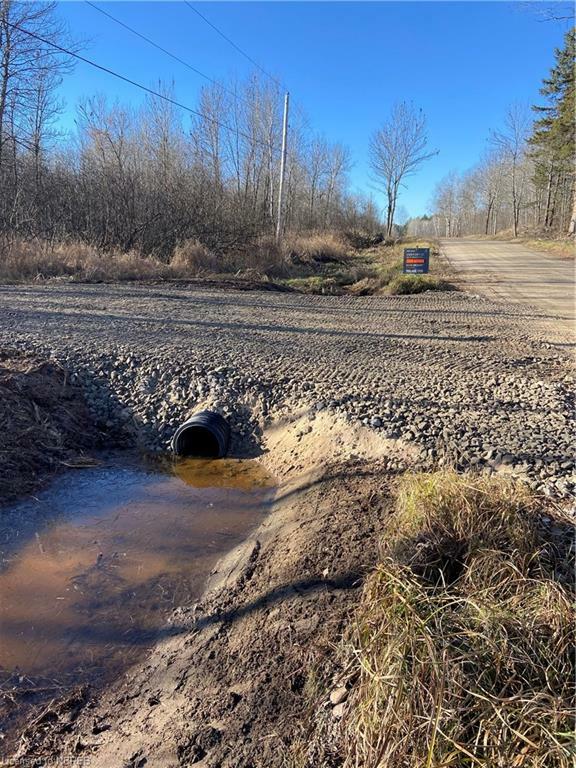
440 238 575 328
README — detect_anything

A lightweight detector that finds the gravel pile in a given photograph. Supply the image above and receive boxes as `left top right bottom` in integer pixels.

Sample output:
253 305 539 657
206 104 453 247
1 283 573 498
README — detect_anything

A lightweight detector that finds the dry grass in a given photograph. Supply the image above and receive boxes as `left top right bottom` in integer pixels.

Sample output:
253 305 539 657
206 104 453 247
0 234 351 284
283 232 350 264
233 234 285 275
0 238 175 282
343 472 575 768
0 234 457 297
382 240 456 295
517 238 575 261
171 239 220 273
238 232 350 278
279 237 458 296
465 233 575 260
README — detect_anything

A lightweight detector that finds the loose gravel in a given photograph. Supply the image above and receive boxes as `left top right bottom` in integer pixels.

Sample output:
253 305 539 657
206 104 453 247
0 283 573 498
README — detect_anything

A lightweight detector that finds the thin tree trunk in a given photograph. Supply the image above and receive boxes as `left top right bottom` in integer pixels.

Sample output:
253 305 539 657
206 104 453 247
0 2 12 174
484 197 493 235
548 173 561 230
543 166 554 229
568 185 576 236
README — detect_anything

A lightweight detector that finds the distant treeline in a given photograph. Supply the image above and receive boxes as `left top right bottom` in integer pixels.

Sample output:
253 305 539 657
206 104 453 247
0 2 380 260
408 29 575 239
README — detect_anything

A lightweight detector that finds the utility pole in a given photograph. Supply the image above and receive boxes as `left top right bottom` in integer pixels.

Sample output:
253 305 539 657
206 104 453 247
276 91 289 242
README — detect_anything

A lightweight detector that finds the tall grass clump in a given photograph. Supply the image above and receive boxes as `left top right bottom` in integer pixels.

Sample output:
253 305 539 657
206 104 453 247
0 238 175 282
230 232 350 279
344 472 574 768
171 239 219 273
284 232 350 263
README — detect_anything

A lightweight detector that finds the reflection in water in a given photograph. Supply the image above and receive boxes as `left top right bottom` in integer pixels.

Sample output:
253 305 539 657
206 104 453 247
0 458 274 686
174 457 276 490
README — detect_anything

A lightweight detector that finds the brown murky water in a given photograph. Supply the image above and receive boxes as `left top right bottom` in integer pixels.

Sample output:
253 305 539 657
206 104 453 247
0 457 274 737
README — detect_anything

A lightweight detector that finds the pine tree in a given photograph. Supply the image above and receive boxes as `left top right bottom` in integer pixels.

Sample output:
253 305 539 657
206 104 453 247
529 29 575 233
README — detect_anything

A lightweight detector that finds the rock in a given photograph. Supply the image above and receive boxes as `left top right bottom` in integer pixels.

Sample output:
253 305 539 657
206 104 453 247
332 702 346 719
370 417 382 428
329 686 348 706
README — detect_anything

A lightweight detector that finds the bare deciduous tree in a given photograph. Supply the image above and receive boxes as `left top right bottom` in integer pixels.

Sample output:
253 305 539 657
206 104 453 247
432 172 462 237
473 152 506 235
491 104 531 237
0 4 382 260
369 102 436 238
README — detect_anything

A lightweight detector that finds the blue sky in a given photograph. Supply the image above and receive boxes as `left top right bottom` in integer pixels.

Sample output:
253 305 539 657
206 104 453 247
55 1 573 218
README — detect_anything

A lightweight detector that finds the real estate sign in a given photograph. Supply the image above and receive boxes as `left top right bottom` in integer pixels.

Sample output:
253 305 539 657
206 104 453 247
403 247 430 274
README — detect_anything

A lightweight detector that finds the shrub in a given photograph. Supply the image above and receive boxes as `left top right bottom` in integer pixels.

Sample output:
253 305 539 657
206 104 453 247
342 230 384 249
243 235 285 274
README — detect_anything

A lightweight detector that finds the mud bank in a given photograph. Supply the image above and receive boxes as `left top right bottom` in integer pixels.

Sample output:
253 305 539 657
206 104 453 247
11 412 416 767
0 349 114 506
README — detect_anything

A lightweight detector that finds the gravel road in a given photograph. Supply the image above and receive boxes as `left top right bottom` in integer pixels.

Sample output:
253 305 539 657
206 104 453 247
1 282 574 497
441 238 575 327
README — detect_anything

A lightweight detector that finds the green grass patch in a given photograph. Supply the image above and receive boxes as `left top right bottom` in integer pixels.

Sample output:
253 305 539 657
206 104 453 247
387 274 456 295
279 238 456 296
283 275 336 293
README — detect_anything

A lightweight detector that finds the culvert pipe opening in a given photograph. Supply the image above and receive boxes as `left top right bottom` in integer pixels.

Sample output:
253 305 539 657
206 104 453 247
172 410 231 458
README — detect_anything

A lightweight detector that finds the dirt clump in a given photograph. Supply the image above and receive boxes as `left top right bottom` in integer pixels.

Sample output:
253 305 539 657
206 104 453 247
0 350 103 505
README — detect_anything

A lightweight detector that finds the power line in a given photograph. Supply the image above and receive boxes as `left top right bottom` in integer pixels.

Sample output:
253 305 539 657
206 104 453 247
84 1 253 108
183 2 283 89
6 20 273 150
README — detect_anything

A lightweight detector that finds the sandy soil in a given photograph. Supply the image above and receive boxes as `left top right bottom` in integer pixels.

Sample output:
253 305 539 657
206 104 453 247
12 413 417 767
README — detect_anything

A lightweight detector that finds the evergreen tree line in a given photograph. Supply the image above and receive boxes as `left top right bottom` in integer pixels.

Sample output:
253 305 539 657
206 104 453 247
408 29 575 239
0 1 380 262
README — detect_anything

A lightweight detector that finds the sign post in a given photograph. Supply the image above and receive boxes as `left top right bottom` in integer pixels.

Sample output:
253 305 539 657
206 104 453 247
403 247 430 274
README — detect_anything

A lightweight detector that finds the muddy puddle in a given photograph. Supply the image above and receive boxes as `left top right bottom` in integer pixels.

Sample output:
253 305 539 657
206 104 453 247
0 456 275 742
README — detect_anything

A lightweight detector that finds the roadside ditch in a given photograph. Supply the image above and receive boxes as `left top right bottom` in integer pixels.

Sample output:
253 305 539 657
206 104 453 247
1 349 573 767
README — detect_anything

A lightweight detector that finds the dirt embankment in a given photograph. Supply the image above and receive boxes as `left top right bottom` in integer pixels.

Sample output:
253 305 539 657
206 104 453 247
0 350 107 505
12 412 417 767
2 341 573 767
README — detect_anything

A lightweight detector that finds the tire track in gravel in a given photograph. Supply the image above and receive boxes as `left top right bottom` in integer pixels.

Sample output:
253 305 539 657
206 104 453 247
0 283 573 496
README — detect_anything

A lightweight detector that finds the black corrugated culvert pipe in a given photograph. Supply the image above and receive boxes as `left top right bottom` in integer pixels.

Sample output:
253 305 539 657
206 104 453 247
172 410 230 458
